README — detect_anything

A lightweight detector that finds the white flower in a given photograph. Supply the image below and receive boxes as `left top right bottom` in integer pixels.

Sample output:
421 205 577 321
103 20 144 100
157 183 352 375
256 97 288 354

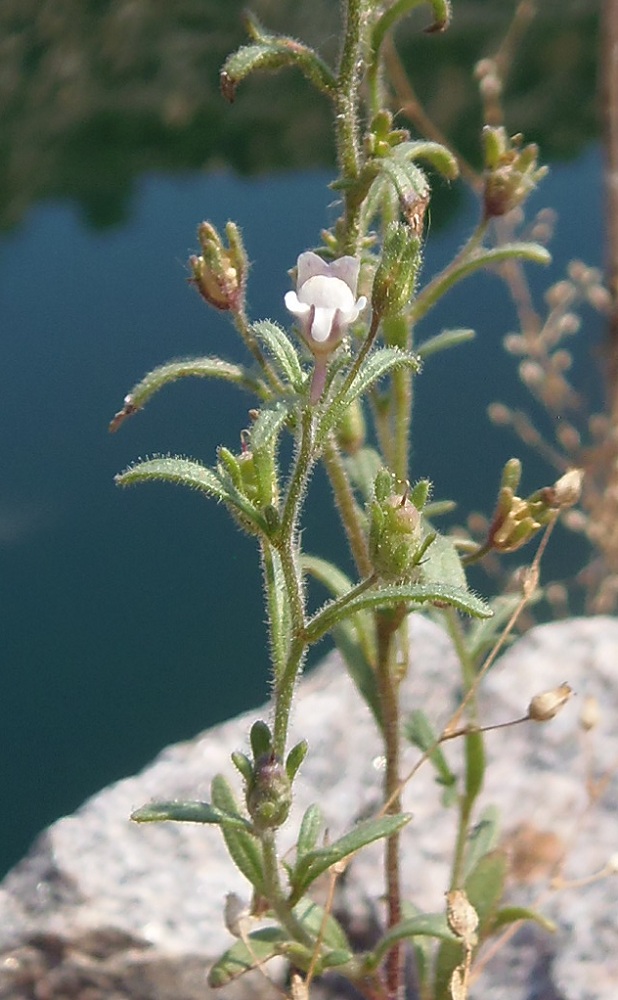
284 252 367 350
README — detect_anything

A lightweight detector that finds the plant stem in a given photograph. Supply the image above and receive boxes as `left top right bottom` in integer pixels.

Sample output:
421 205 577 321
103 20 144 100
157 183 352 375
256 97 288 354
261 830 315 948
322 434 373 577
444 608 484 889
305 574 378 644
272 408 317 756
233 307 283 393
261 542 289 683
336 0 369 253
375 609 406 1000
382 315 413 483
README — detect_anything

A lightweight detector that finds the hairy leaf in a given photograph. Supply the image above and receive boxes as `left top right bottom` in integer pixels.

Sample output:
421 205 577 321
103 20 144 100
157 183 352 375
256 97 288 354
306 582 492 646
369 912 457 969
131 800 251 830
290 814 411 901
319 348 420 443
208 927 285 987
252 320 305 390
109 357 262 432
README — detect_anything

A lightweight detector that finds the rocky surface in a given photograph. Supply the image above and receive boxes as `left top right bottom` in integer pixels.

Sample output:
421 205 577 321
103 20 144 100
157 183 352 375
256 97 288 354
1 615 617 1000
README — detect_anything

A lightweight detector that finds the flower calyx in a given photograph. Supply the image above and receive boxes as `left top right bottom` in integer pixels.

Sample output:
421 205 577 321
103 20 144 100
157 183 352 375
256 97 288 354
284 251 367 403
488 461 583 554
372 221 422 320
232 721 307 832
482 126 548 219
189 221 247 312
369 469 425 582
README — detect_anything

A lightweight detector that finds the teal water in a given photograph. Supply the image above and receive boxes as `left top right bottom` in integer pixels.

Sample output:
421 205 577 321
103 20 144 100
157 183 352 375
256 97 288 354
0 148 604 876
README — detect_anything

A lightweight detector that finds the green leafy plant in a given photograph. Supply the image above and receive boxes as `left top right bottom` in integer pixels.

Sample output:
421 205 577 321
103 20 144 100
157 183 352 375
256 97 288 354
111 2 583 998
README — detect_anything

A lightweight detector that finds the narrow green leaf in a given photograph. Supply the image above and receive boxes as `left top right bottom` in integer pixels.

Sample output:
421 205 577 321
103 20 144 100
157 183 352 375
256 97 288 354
419 531 468 592
397 139 458 180
433 936 464 1000
462 805 500 882
330 620 382 730
251 399 294 451
372 0 451 60
293 898 350 952
252 320 305 390
434 850 508 998
412 242 551 324
318 348 420 443
286 739 308 781
369 912 457 969
131 799 251 830
464 727 485 805
211 776 266 893
465 850 508 934
381 156 430 207
220 824 265 894
490 906 556 935
116 456 269 535
221 37 336 102
302 555 380 726
404 710 456 793
296 804 323 860
109 357 262 432
115 456 227 499
306 582 492 646
416 328 475 360
207 927 285 987
302 555 375 659
291 814 411 900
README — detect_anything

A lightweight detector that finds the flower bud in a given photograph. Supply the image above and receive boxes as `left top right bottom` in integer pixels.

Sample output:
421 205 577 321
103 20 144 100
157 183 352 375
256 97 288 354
246 751 293 832
369 475 423 581
189 221 247 312
335 398 366 453
528 682 573 722
372 222 422 319
482 126 548 219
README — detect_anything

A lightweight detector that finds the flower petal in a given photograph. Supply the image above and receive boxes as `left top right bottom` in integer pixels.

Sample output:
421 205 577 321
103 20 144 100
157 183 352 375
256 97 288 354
310 307 337 343
284 290 311 317
296 251 332 286
327 256 361 294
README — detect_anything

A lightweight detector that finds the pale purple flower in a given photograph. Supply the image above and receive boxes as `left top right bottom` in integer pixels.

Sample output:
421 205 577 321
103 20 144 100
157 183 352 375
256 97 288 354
285 252 367 350
284 252 367 402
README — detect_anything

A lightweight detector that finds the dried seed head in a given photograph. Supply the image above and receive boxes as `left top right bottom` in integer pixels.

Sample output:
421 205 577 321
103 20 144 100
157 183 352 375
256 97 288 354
528 682 573 722
224 893 249 937
450 966 467 1000
552 469 583 508
446 889 478 948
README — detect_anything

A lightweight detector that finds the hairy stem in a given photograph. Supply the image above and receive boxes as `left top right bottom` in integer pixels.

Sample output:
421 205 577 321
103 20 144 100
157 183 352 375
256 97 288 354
261 830 315 947
375 609 406 999
323 434 373 576
336 0 370 252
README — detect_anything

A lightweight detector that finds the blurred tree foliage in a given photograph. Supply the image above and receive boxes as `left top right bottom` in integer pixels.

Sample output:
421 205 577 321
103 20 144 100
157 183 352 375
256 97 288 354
0 0 599 231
